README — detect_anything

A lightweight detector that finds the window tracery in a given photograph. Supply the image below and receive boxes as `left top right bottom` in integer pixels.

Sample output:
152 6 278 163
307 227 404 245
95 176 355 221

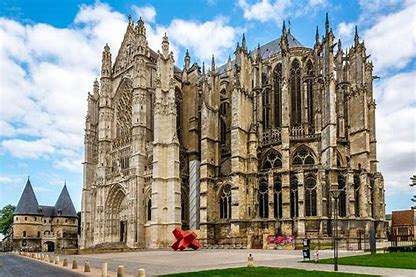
338 174 347 217
292 146 315 166
290 175 299 218
274 64 282 128
305 174 317 216
290 59 302 126
274 174 282 219
354 174 360 217
219 184 231 219
262 88 271 129
261 149 282 171
258 178 269 218
306 60 314 129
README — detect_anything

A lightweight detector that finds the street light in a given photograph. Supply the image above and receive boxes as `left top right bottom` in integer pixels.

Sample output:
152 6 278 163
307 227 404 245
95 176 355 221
329 188 342 272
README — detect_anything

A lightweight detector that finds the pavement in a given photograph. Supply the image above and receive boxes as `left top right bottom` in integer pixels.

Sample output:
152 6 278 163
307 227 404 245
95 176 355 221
2 250 415 276
58 249 416 276
0 253 82 277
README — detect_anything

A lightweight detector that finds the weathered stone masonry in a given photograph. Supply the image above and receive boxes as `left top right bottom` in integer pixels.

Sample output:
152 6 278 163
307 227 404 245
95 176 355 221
80 15 386 249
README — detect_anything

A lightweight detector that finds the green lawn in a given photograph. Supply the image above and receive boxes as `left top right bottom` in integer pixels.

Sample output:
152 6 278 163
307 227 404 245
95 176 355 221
163 267 373 277
317 252 416 269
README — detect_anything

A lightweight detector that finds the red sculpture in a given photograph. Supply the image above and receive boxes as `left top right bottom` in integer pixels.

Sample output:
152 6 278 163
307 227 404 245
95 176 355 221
171 227 201 250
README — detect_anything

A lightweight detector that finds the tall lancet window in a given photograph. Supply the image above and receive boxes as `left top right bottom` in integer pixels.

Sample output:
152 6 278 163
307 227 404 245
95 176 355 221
290 59 302 126
274 174 283 219
305 175 317 216
290 175 299 218
262 89 271 129
338 174 347 217
274 64 282 128
258 178 269 218
306 60 314 129
354 174 360 217
219 101 230 147
219 184 231 219
175 88 182 142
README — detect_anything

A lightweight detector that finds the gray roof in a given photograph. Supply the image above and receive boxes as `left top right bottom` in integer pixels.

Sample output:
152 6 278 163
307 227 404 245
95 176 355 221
14 179 42 215
14 180 77 218
39 205 55 217
54 185 77 218
217 33 303 75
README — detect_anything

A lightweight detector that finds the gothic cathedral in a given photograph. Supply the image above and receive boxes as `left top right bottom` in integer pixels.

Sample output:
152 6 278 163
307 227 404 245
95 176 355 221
80 15 386 249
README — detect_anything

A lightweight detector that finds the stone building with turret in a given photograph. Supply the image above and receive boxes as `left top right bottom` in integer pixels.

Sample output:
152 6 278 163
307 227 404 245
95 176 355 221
80 14 386 249
12 179 78 252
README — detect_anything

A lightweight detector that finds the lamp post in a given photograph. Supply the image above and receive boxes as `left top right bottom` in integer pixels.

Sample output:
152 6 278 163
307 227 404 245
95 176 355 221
329 189 341 272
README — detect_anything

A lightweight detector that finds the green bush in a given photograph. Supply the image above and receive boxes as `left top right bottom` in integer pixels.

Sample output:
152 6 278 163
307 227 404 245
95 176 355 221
388 245 416 252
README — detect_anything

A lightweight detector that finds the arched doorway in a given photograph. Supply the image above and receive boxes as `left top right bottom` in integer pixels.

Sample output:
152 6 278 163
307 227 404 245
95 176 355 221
105 184 128 244
44 241 55 252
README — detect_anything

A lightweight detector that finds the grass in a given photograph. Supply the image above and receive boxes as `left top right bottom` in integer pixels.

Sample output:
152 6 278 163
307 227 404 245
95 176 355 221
316 252 416 270
163 267 373 276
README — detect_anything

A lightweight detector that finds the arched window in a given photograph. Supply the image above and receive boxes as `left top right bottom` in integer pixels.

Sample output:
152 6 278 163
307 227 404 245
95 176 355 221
260 149 282 171
290 59 302 126
219 184 232 219
274 175 283 219
147 198 152 221
262 89 271 129
290 175 299 218
354 174 360 217
306 60 314 129
338 174 347 217
259 178 269 218
219 101 230 148
370 178 375 218
292 146 315 166
305 175 317 216
175 88 182 142
274 64 282 128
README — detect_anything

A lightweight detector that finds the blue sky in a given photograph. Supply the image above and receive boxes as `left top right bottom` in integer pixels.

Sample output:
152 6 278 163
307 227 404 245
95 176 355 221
0 0 415 213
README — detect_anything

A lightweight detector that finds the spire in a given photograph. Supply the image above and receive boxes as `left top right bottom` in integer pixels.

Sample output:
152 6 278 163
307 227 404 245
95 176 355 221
315 26 320 44
136 17 146 36
14 178 41 215
161 32 170 57
202 61 205 75
55 184 77 218
242 33 247 50
184 49 190 69
354 25 359 46
211 54 215 71
228 55 231 63
288 20 291 34
338 38 342 52
235 40 240 52
325 12 330 34
93 78 99 95
282 20 286 35
101 43 112 77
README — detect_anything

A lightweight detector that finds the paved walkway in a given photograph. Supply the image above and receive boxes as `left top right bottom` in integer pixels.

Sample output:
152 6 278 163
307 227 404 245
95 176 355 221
58 249 416 276
0 253 82 277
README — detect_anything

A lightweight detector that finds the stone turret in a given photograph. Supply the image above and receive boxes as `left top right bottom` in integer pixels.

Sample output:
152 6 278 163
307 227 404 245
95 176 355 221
150 33 181 248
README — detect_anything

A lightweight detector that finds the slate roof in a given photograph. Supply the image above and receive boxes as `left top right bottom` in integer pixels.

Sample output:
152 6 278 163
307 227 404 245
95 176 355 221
54 185 77 218
217 33 303 75
14 180 77 218
14 179 42 215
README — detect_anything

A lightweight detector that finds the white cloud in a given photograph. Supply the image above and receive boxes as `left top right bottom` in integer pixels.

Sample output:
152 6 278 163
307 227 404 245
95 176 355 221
132 5 156 23
375 71 416 195
238 0 291 24
164 18 239 62
1 138 55 159
0 2 128 169
364 1 416 73
237 0 327 24
336 22 355 46
0 2 240 174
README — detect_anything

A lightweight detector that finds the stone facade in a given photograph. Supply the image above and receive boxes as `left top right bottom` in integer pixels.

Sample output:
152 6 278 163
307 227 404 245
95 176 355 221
80 15 386 249
12 180 78 252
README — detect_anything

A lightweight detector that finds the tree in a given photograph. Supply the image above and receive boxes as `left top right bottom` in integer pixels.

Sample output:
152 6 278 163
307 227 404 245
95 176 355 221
0 204 15 236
